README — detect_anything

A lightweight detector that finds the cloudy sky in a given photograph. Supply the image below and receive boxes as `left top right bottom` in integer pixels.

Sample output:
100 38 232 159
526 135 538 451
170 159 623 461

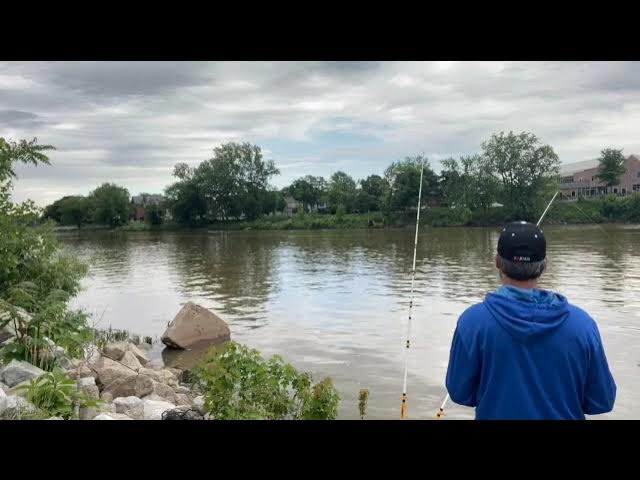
2 61 640 206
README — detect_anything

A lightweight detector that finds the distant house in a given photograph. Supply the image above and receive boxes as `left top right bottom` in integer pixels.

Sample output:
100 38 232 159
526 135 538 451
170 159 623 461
130 194 166 222
558 154 640 199
284 195 303 216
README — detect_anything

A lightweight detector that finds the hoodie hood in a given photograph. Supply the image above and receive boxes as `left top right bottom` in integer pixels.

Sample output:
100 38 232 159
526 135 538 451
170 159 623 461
484 286 569 342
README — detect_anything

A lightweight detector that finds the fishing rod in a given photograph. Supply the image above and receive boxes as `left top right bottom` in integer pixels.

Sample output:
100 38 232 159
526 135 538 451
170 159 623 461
400 161 425 419
435 190 560 420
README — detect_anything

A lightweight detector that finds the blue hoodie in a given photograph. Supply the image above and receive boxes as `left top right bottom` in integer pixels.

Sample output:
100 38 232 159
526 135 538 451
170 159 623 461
445 286 616 419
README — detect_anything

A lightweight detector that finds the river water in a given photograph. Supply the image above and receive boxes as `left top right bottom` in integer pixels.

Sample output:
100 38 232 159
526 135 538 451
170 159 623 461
59 225 640 419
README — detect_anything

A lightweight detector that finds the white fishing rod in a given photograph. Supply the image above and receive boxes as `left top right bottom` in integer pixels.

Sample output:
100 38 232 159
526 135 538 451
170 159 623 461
400 161 425 419
435 190 559 420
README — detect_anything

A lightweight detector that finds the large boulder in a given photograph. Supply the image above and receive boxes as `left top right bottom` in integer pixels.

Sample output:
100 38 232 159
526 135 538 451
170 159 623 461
120 351 142 372
142 398 176 420
0 382 8 394
102 374 154 399
94 357 137 388
138 368 178 388
175 393 191 406
161 302 230 349
113 396 144 420
0 360 45 388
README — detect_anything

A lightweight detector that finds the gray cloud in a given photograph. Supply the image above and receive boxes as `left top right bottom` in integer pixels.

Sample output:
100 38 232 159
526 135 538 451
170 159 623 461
2 61 640 206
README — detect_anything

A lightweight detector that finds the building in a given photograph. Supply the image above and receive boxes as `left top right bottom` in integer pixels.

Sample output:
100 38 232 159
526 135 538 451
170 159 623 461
558 154 640 199
130 194 166 222
284 195 303 216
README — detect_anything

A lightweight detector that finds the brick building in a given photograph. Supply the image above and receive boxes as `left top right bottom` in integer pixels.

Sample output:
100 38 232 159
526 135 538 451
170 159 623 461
558 154 640 199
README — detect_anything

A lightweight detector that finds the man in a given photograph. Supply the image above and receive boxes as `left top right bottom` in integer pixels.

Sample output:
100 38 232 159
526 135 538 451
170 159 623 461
445 221 616 420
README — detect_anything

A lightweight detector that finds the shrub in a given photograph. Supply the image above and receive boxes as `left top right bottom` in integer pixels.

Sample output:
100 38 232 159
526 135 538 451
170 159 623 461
193 341 340 420
16 367 100 419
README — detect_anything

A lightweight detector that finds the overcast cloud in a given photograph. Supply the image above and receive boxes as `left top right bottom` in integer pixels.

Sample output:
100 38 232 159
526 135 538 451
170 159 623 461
2 61 640 206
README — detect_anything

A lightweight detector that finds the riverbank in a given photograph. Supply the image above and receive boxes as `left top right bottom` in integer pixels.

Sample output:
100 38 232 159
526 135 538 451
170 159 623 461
53 196 640 233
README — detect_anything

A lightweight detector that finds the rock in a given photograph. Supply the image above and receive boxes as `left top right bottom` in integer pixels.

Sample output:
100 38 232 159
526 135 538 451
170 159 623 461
6 379 31 398
79 407 99 420
120 351 142 371
57 356 73 370
110 413 133 420
100 391 114 403
93 412 132 420
102 374 154 399
93 413 115 420
138 343 152 352
193 395 205 413
161 406 205 420
138 368 178 387
175 393 191 406
174 385 190 395
79 363 96 379
1 396 37 418
142 393 167 402
146 358 164 370
0 388 6 413
0 382 8 393
113 396 144 420
103 342 128 361
166 367 183 382
94 356 137 388
68 358 82 369
78 377 100 400
142 399 176 420
150 381 176 403
128 343 149 365
161 302 230 349
0 360 45 387
84 344 101 368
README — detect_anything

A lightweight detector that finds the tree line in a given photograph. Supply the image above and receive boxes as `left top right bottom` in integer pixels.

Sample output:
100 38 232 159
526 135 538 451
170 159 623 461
42 131 635 228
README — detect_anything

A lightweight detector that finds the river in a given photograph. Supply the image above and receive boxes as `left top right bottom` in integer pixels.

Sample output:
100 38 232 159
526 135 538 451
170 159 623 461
59 225 640 420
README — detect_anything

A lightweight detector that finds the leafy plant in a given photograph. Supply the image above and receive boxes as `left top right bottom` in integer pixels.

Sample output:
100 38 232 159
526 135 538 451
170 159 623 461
16 367 101 419
193 341 340 420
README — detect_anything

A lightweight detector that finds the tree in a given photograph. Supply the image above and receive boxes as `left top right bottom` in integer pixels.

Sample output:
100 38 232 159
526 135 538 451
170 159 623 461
194 142 280 221
482 131 560 220
596 148 626 188
357 175 389 212
327 171 357 213
58 196 89 228
88 183 130 227
440 155 499 210
289 175 327 212
165 163 208 225
0 138 89 370
0 137 54 181
145 203 164 225
384 156 438 213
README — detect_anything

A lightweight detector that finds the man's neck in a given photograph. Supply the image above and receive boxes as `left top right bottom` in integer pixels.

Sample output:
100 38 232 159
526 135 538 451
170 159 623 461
501 276 538 290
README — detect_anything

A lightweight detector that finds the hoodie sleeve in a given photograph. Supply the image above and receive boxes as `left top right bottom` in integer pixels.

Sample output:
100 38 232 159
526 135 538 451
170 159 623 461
582 325 616 415
445 321 480 407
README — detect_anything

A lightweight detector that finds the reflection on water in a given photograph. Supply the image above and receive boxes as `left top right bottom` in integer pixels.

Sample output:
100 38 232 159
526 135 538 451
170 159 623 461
60 225 640 419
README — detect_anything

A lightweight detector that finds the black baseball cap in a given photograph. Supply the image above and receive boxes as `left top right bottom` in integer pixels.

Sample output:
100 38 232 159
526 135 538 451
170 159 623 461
497 221 546 263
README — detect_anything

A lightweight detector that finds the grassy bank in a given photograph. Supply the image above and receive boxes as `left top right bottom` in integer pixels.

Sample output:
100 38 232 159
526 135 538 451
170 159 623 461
56 195 640 233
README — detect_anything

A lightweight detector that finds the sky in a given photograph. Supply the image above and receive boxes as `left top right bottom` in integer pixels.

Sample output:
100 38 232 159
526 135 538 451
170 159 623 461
2 61 640 207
